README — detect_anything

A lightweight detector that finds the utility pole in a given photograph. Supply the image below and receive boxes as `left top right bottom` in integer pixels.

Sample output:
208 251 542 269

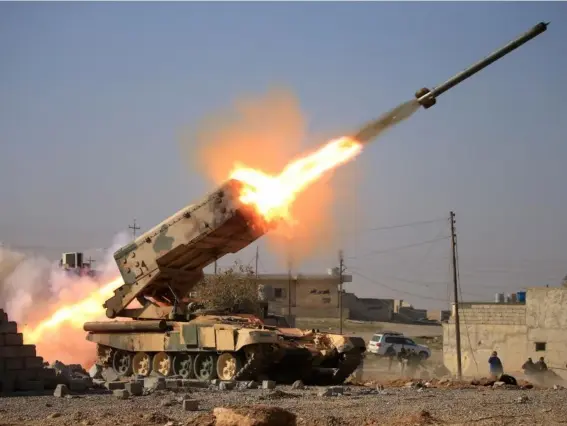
255 245 259 280
339 249 344 335
450 211 463 379
129 218 140 238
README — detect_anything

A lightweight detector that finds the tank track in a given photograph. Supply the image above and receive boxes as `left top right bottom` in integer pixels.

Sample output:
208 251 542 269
233 350 263 381
331 349 364 384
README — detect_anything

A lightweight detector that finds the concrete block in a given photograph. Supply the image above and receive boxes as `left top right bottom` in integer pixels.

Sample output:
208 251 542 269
262 380 276 390
69 378 89 392
166 379 180 389
144 376 165 390
0 345 36 358
125 381 143 396
0 335 4 346
219 381 235 391
16 380 44 392
106 381 125 390
5 358 24 370
0 322 17 334
25 357 44 369
3 333 23 346
183 399 199 411
0 375 15 393
113 389 129 400
0 309 8 323
53 384 69 397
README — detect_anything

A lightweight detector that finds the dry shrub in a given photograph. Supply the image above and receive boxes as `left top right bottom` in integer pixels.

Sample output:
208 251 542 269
194 261 261 314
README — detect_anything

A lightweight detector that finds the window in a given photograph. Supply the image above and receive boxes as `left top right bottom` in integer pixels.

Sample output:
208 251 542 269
535 342 546 351
384 336 396 344
371 335 381 342
403 338 416 346
274 288 287 299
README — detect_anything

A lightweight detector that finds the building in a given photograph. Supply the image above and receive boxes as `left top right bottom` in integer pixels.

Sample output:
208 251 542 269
259 273 350 318
393 300 428 321
443 287 567 379
342 293 394 322
428 310 451 322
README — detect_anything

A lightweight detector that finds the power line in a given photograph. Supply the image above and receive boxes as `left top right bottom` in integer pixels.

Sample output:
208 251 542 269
364 218 446 232
350 269 450 302
348 235 450 260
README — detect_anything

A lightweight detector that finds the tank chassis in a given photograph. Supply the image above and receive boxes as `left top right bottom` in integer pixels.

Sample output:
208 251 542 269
85 179 366 384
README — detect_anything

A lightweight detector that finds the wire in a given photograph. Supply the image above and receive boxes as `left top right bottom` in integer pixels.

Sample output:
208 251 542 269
350 269 450 302
364 218 446 232
348 235 450 260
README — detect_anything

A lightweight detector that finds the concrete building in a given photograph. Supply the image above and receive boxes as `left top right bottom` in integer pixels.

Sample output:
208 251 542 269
259 273 350 319
443 287 567 379
428 310 451 322
393 300 428 321
342 293 394 322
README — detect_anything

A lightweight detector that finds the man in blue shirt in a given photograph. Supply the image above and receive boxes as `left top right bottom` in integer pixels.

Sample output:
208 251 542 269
488 351 503 378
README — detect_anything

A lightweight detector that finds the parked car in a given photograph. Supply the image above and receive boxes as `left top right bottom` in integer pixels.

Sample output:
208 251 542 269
366 332 431 359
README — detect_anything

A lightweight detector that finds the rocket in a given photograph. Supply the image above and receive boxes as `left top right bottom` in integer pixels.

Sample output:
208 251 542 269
354 22 549 144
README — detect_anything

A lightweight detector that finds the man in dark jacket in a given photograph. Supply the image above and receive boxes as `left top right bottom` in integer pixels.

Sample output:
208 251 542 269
536 357 548 372
488 351 503 378
522 357 536 377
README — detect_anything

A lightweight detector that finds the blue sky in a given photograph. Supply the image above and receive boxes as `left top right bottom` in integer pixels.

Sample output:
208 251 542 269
1 2 566 308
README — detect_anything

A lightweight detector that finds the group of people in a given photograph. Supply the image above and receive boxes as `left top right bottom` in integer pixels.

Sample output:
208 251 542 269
387 346 424 377
488 350 549 379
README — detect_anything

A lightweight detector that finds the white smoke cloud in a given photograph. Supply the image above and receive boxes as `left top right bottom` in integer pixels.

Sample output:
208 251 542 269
0 232 130 366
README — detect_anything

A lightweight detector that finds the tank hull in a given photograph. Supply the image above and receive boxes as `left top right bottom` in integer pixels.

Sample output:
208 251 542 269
87 317 366 384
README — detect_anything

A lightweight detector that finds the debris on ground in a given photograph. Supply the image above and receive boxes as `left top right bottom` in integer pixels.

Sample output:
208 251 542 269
213 405 297 426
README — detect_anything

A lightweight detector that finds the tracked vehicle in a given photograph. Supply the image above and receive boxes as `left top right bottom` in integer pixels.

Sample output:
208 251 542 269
85 179 365 384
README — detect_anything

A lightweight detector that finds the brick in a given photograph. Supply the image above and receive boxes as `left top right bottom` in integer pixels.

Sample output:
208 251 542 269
24 357 44 369
5 358 24 370
183 399 199 411
0 345 36 358
0 322 17 334
113 389 129 399
4 333 23 346
106 381 125 390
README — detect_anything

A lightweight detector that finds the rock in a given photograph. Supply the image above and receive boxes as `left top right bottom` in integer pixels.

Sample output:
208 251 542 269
553 384 565 390
219 381 236 391
262 380 276 390
125 381 143 396
213 405 296 426
144 376 166 390
69 378 90 392
47 412 62 419
317 386 343 397
106 381 125 390
516 395 529 404
88 364 103 379
160 398 176 407
291 380 305 390
101 367 120 383
113 389 130 400
53 384 69 397
183 399 200 411
493 381 506 388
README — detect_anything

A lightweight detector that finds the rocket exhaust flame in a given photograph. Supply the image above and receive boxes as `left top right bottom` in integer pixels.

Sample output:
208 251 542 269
230 100 421 223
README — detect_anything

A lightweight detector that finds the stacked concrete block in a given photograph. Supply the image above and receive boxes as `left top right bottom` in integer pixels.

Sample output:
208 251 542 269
0 308 55 393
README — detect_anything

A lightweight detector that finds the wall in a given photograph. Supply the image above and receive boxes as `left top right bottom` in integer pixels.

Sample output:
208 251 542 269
443 303 528 377
525 288 567 379
342 293 394 322
428 310 451 322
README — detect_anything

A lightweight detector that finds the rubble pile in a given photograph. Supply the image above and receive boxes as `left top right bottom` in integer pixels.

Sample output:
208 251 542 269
0 308 58 393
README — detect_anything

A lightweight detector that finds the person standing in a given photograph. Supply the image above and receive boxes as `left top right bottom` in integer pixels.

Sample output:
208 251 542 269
488 351 503 378
536 356 548 372
522 357 536 377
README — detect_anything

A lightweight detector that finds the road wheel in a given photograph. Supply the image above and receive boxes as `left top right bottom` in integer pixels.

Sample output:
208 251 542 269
194 353 218 381
419 351 428 360
216 352 242 381
132 352 152 376
112 350 133 376
152 351 172 377
173 354 194 379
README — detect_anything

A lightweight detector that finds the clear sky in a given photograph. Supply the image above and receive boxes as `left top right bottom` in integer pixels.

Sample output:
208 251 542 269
1 2 566 309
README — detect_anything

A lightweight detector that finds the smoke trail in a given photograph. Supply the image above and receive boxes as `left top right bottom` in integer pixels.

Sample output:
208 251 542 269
355 100 421 144
0 232 129 366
